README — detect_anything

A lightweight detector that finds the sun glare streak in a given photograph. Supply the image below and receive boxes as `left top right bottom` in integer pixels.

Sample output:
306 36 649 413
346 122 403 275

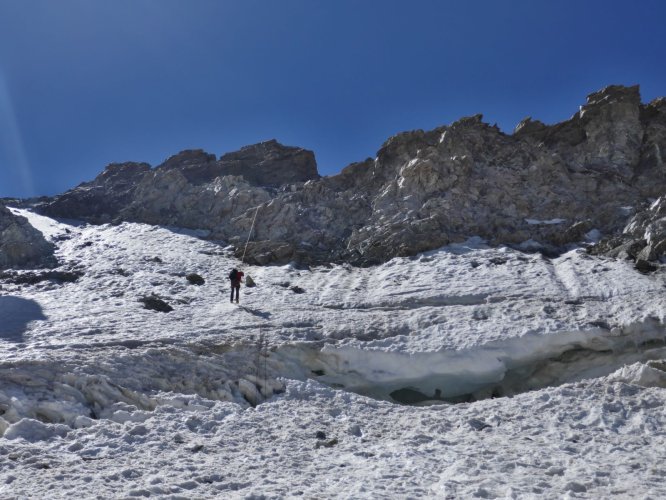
0 70 34 197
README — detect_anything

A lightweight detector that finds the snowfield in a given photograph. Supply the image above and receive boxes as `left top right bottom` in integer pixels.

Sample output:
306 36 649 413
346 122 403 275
1 209 666 498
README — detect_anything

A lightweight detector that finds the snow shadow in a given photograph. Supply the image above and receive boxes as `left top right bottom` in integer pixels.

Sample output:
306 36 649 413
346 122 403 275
0 296 46 343
238 306 272 319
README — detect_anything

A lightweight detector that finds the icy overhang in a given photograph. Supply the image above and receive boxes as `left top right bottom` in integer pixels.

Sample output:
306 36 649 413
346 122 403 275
275 317 666 405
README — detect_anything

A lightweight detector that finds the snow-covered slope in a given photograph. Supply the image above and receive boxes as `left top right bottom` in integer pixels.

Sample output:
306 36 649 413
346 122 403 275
1 209 665 498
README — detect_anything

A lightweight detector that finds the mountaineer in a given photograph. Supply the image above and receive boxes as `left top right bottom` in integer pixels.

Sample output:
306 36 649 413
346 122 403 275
229 268 244 303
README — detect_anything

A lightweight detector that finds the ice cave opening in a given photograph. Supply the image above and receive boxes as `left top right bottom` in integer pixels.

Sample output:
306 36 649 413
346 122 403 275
387 340 666 405
275 318 666 406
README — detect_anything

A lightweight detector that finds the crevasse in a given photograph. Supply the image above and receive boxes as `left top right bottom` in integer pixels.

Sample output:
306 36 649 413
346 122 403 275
274 317 666 405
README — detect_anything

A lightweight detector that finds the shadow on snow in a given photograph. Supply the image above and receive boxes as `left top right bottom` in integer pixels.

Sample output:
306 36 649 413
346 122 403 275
0 296 47 343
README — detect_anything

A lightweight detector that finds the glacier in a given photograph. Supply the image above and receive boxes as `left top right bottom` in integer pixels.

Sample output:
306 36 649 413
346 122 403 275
0 208 665 498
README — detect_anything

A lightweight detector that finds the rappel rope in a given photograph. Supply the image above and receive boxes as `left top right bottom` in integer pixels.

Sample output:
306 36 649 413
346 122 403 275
241 205 261 264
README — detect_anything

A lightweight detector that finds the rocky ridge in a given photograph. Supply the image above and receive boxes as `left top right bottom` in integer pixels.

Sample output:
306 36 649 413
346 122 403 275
35 85 666 266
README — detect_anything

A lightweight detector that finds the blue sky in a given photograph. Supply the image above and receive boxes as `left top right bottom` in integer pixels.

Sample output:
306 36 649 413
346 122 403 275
1 0 665 198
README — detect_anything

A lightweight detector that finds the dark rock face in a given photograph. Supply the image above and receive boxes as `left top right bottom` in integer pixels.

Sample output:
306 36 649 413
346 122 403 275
591 195 666 263
636 97 666 197
0 269 82 284
218 139 319 186
155 149 222 185
34 85 666 266
149 142 319 187
0 204 55 270
42 162 151 222
38 140 318 229
235 85 664 265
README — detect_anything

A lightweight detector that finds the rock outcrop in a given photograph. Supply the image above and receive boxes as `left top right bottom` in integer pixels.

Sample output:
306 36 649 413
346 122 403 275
0 204 55 269
217 140 319 186
36 85 666 266
590 195 666 265
43 162 151 223
41 140 318 228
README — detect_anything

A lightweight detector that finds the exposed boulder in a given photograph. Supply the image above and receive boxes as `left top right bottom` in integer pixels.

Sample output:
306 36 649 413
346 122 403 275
0 205 55 270
635 259 658 274
139 295 173 313
186 273 205 286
